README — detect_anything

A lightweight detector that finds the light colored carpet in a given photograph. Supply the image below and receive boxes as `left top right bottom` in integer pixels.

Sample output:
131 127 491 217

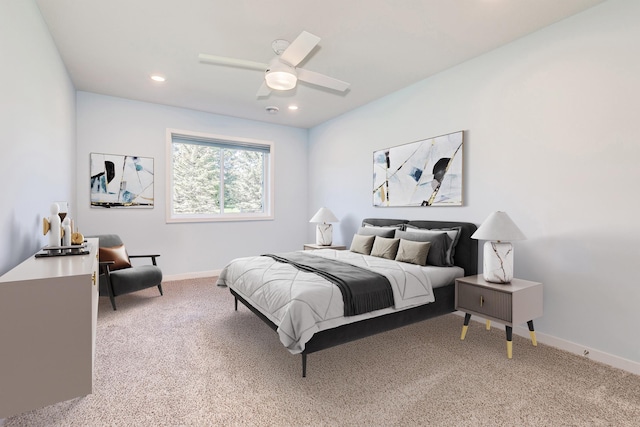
6 277 640 426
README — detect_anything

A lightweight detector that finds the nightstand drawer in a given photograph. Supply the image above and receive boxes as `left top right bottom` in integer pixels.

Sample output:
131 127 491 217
456 284 512 323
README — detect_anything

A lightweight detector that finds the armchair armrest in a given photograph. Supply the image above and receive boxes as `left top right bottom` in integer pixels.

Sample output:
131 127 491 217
128 254 161 266
99 260 115 275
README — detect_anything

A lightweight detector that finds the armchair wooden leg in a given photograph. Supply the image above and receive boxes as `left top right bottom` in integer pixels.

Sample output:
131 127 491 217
108 294 117 311
104 278 117 310
157 283 164 296
100 265 118 310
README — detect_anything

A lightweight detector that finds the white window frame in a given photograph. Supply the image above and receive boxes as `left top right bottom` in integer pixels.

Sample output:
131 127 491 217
166 129 274 223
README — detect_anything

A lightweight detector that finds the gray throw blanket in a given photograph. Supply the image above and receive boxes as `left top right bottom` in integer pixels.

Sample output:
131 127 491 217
262 252 394 316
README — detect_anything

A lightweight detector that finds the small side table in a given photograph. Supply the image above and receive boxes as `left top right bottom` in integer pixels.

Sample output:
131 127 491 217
303 243 347 250
455 275 543 358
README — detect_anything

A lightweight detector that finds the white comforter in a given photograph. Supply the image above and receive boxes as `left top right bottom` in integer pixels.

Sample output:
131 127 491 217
217 249 436 354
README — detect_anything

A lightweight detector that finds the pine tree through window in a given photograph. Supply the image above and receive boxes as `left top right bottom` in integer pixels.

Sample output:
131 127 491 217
167 130 273 222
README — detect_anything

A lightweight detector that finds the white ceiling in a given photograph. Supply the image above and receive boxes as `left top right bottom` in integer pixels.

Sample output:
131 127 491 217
35 0 605 129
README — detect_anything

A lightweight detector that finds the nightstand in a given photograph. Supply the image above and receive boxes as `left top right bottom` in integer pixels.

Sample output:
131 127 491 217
303 243 347 250
455 275 543 358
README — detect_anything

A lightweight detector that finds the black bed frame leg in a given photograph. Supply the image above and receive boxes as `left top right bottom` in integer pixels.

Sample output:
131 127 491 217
234 297 238 311
302 354 307 378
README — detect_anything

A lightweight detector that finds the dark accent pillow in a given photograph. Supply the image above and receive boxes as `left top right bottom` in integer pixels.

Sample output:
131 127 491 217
99 244 131 271
350 234 375 255
431 226 462 264
404 225 461 265
357 226 396 238
394 230 452 267
395 239 431 266
370 236 400 260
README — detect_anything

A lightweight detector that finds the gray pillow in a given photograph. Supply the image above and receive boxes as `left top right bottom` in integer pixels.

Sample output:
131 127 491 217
363 222 405 229
404 225 461 266
394 230 452 267
357 226 396 238
350 234 375 255
370 236 400 260
395 239 431 266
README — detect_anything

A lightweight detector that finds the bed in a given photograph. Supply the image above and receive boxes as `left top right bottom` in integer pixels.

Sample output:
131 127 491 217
217 218 478 377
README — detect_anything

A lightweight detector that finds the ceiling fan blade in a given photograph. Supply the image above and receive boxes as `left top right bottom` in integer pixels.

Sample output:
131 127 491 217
198 54 267 71
280 31 320 67
297 68 350 92
256 82 271 98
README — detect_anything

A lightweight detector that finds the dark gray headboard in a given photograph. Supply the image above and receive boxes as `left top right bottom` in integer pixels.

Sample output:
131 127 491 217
362 218 478 276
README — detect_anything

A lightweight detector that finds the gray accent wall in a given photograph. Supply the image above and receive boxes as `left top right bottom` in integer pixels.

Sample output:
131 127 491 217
308 0 640 365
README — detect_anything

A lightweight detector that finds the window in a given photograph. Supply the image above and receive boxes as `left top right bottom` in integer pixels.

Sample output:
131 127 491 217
167 129 274 222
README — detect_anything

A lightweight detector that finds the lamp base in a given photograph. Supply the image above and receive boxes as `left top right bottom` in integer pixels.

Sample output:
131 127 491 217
315 223 333 246
483 241 514 283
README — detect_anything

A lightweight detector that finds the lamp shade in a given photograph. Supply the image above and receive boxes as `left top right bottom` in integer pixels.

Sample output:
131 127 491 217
471 211 525 242
309 207 338 224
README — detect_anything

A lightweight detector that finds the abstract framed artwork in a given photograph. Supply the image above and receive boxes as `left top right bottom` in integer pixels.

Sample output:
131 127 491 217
90 153 154 208
373 131 464 207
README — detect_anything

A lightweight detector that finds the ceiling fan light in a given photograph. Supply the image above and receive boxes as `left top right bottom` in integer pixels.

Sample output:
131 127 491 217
265 70 297 90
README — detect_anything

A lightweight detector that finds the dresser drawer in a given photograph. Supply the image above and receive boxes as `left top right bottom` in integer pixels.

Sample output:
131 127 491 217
456 283 512 323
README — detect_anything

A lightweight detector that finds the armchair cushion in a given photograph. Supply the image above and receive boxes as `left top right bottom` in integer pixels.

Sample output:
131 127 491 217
101 265 163 297
99 244 131 271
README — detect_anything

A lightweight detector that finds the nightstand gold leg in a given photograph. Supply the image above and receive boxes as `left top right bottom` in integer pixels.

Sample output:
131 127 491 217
527 320 537 346
461 313 472 340
461 325 468 340
486 320 491 330
507 341 513 359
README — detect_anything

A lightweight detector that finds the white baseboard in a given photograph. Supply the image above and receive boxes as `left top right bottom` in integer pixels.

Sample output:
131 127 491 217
162 270 222 282
455 312 640 376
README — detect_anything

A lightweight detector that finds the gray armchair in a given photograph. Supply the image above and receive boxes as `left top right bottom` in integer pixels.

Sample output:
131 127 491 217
92 234 163 310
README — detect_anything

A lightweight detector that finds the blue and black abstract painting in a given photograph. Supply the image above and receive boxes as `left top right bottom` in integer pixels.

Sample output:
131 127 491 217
373 131 463 207
90 153 154 208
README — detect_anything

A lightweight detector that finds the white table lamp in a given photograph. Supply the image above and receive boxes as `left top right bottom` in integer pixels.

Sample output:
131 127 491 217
471 211 526 284
309 207 339 246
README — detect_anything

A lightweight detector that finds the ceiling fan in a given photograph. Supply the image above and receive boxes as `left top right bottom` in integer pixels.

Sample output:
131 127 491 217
198 31 350 98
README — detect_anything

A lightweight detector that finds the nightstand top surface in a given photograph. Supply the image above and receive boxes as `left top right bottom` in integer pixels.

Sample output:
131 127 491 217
303 243 346 250
456 274 541 292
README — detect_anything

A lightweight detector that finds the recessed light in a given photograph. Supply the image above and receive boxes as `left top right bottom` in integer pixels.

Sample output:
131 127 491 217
150 75 166 82
265 106 279 114
288 105 299 111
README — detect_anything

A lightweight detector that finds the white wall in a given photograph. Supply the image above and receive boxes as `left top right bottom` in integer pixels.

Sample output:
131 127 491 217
0 0 76 275
76 92 309 277
309 0 640 365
